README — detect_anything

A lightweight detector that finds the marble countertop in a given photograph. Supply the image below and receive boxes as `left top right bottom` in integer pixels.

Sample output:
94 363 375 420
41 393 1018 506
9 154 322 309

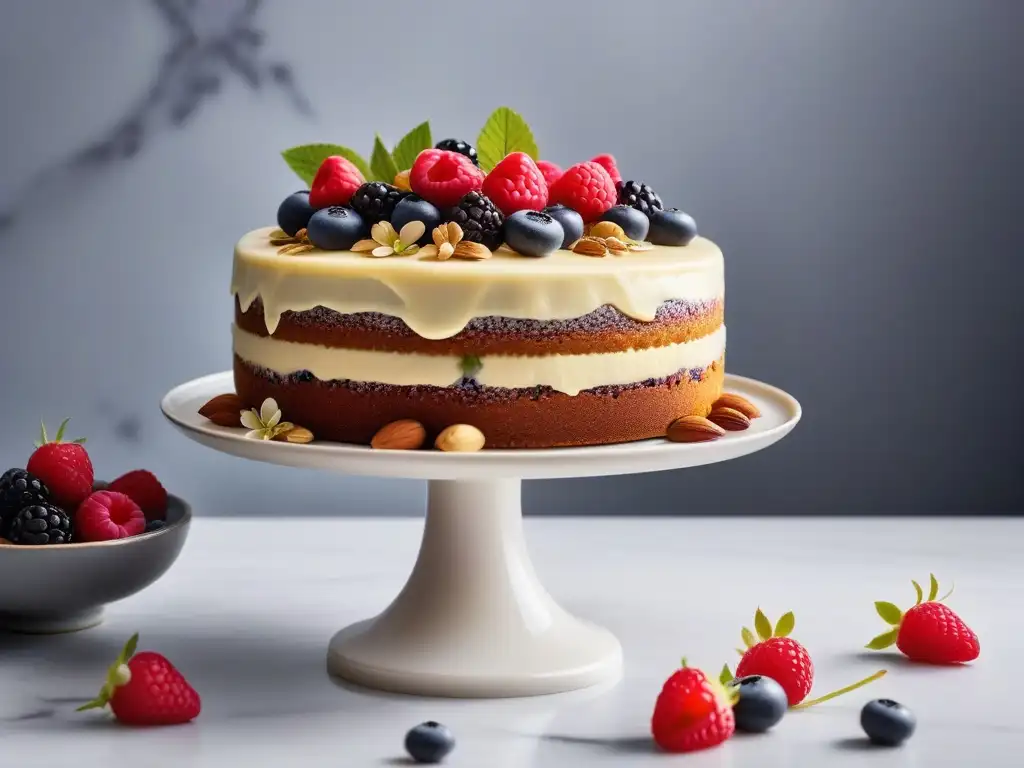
1 516 1020 767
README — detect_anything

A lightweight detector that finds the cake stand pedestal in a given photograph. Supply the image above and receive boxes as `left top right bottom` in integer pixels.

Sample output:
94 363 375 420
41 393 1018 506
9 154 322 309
162 372 800 698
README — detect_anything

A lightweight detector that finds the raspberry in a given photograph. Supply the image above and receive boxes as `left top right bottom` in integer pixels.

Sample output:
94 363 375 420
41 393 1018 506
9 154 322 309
651 663 735 753
480 152 548 216
548 161 617 222
308 155 365 208
536 160 563 189
409 149 485 209
107 470 168 522
736 637 813 707
76 490 146 542
590 154 622 184
26 419 93 509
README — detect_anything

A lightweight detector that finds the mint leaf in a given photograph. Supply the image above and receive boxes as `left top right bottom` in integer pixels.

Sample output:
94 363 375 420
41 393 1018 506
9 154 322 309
476 106 539 172
370 134 400 183
754 609 772 641
774 611 795 637
865 628 899 650
282 144 370 186
391 121 432 172
874 601 903 625
460 355 482 378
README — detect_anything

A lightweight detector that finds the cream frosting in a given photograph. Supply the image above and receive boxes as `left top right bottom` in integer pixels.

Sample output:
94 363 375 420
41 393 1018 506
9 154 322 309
232 227 725 340
233 324 726 396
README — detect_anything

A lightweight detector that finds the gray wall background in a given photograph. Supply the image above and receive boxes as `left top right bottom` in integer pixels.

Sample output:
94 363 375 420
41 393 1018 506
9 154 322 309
0 0 1020 516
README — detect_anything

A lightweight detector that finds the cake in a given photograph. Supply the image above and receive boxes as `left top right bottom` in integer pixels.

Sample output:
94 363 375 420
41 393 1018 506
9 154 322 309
229 108 726 449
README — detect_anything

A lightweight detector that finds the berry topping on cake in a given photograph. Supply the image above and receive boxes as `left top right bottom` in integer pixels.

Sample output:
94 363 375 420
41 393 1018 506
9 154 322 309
107 470 168 522
651 660 736 753
648 208 698 246
541 204 584 249
391 196 442 246
307 206 370 251
7 502 72 545
349 182 409 224
26 419 93 509
308 155 366 208
448 192 504 250
0 468 50 537
409 149 485 209
504 210 564 258
536 160 563 188
549 161 617 222
861 700 916 746
616 179 664 216
405 721 456 764
435 138 479 166
599 204 650 241
481 152 548 215
76 490 147 542
590 153 622 184
276 190 316 236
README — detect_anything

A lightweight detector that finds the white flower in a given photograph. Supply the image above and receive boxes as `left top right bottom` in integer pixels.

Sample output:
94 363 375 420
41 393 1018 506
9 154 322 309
351 220 425 258
240 398 294 440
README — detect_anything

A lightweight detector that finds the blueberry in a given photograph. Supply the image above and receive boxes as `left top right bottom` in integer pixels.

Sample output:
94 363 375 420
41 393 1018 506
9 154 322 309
404 721 455 764
728 675 788 733
391 195 441 245
504 210 564 258
599 204 650 241
276 190 316 236
306 206 368 251
648 208 698 246
144 519 167 533
542 204 584 249
861 699 916 746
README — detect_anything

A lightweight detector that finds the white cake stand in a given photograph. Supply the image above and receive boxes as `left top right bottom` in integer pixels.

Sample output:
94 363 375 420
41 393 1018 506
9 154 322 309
161 371 800 698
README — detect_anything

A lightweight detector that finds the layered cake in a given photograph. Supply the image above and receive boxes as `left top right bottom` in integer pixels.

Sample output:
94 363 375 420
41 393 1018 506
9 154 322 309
230 108 726 449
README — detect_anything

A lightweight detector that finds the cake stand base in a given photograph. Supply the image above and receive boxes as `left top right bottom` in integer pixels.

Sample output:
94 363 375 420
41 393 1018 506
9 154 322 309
327 479 623 698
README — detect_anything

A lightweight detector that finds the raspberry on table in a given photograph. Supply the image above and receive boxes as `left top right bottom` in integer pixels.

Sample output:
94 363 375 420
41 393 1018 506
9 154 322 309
409 149 485 209
481 152 548 216
549 161 618 222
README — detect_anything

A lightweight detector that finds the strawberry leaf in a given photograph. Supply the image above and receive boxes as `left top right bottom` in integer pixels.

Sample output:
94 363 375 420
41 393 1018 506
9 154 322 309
735 647 745 657
912 579 923 605
928 574 939 602
754 608 772 641
282 143 370 186
54 418 69 442
476 106 539 172
865 627 899 650
391 121 432 173
120 632 139 664
370 134 400 183
774 611 795 637
741 627 756 648
875 601 903 625
938 581 956 602
719 664 734 686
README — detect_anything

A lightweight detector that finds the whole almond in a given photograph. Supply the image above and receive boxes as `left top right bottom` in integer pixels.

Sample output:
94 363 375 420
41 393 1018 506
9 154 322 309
451 241 491 261
199 393 244 419
712 393 762 419
205 410 244 427
435 424 486 452
572 237 609 257
666 415 726 443
274 425 315 444
707 406 751 431
371 419 427 450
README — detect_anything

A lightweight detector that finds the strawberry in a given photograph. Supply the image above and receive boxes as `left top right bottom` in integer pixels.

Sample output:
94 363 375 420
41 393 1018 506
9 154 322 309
590 153 622 185
107 469 168 521
651 659 735 753
308 155 365 208
78 633 201 726
867 574 980 664
26 418 93 509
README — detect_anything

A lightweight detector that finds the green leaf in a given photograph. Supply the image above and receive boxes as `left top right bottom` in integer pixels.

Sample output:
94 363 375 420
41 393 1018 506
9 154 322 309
735 647 745 657
874 601 902 625
719 664 734 686
120 633 139 664
741 627 756 648
281 143 370 186
754 608 773 641
75 699 107 712
460 355 483 378
864 627 899 650
928 574 939 602
938 581 956 602
391 121 432 172
912 579 923 605
370 134 400 183
774 611 795 637
54 418 69 442
476 106 539 172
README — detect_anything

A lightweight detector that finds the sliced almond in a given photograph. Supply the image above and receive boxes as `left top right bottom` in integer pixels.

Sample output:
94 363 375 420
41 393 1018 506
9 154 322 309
666 415 726 443
712 393 762 419
572 237 609 257
199 394 245 419
588 221 627 240
371 419 427 450
274 425 315 444
707 406 751 431
451 241 491 261
604 236 628 254
435 424 486 452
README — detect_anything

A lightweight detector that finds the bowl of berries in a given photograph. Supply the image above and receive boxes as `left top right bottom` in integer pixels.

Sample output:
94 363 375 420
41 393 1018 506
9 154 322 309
0 420 191 634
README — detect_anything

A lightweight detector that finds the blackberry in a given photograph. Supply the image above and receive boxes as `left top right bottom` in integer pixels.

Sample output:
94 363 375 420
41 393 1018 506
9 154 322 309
448 192 504 250
616 180 664 216
7 502 72 545
435 138 479 166
349 182 408 224
0 468 50 537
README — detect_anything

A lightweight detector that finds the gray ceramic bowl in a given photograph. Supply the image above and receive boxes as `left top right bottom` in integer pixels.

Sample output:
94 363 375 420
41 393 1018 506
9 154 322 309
0 493 191 634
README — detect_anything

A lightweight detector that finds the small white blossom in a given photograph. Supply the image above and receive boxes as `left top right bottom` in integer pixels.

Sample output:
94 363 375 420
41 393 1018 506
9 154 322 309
240 398 294 440
351 220 425 257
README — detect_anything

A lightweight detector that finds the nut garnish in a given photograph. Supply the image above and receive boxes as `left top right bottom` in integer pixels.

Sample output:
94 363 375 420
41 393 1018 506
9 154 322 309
712 393 762 420
451 240 491 261
271 228 315 255
571 236 609 257
604 236 628 254
418 222 464 261
707 407 751 431
626 240 654 252
588 221 627 240
240 398 294 440
435 424 486 452
394 169 412 191
274 425 315 444
371 419 427 450
352 220 424 258
199 393 246 426
666 415 726 443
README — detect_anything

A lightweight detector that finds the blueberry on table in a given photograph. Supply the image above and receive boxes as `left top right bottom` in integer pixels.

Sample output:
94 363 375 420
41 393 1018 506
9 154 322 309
306 206 368 251
504 210 564 258
391 196 442 245
405 721 455 764
861 699 916 746
276 190 316 236
647 208 698 247
542 204 584 248
729 674 788 733
599 204 650 241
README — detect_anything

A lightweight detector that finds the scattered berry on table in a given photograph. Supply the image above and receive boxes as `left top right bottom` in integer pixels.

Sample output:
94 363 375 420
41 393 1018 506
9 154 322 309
390 196 442 245
78 633 201 726
726 674 788 733
76 490 146 542
549 161 617 222
350 182 409 224
308 155 365 208
648 208 698 246
7 502 72 545
616 179 664 216
276 190 316 236
434 138 479 166
26 419 94 510
866 574 980 664
409 149 485 208
860 699 916 746
480 151 548 215
542 204 584 249
599 204 650 241
107 470 168 522
404 721 456 764
590 153 622 184
651 659 736 753
0 468 50 537
306 206 369 251
503 210 564 258
536 160 563 188
734 609 814 706
447 192 504 250
145 519 167 533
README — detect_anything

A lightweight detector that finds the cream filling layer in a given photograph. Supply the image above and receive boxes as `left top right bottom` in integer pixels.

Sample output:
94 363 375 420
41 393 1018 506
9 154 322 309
233 324 726 396
232 227 725 340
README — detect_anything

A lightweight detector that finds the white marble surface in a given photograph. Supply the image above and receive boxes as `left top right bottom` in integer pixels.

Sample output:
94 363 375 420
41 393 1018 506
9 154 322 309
1 516 1020 767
